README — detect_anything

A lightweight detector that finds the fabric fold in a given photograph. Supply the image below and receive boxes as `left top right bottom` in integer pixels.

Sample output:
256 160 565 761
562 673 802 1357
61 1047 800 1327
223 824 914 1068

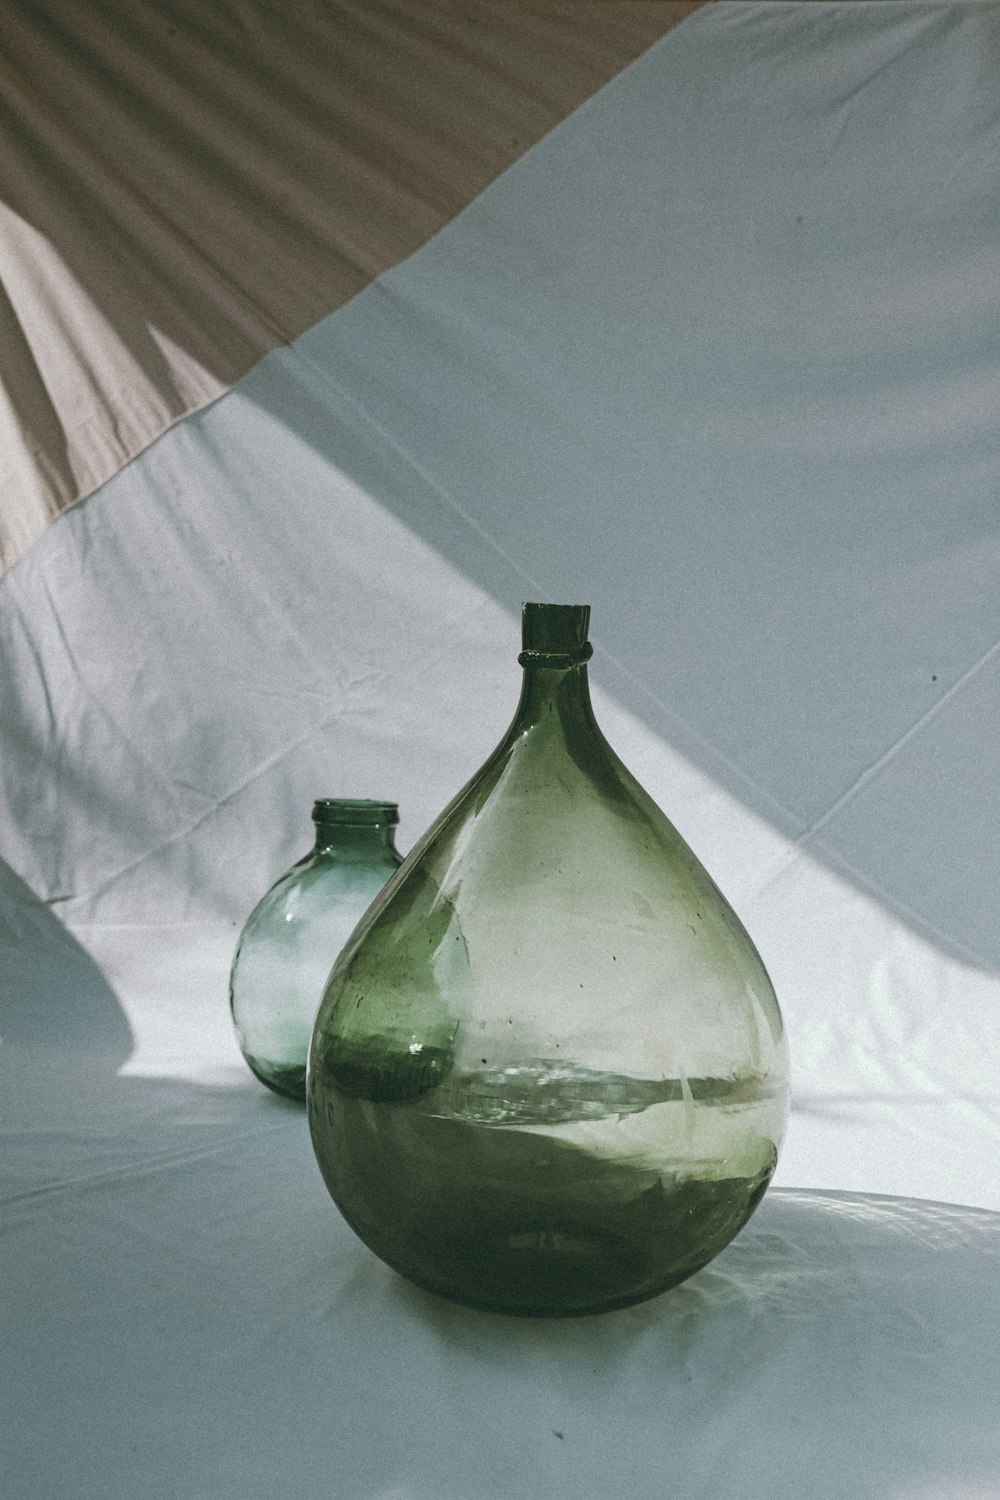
0 0 697 570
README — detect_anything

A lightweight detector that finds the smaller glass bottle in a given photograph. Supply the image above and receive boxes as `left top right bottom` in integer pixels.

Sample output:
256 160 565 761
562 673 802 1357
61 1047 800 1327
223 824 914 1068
230 799 402 1102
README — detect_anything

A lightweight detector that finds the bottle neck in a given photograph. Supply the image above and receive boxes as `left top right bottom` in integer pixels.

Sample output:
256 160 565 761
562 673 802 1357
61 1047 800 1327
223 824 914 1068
313 821 399 859
507 601 600 752
510 659 600 743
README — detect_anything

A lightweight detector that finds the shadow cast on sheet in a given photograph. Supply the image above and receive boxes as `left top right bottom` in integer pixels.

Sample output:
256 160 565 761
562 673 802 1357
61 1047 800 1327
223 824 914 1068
0 855 132 1063
0 855 277 1190
242 359 1000 980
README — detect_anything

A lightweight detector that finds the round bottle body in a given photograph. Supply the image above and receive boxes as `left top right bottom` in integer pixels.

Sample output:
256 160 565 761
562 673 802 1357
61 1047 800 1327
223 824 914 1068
309 611 789 1313
230 801 401 1102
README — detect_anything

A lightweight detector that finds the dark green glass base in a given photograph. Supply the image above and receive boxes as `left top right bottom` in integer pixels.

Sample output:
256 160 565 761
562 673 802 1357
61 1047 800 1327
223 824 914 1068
347 1173 768 1317
311 1089 775 1317
244 1055 307 1104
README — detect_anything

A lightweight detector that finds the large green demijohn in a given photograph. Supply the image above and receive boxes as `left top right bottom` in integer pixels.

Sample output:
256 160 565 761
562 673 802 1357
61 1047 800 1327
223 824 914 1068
308 604 789 1316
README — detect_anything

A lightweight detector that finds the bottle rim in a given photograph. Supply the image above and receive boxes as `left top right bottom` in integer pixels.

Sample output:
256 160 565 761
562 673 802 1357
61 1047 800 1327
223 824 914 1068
519 602 592 667
312 799 399 827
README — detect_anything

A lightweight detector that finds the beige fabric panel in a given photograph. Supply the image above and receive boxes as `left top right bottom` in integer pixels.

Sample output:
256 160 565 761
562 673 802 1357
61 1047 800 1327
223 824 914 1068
0 0 702 571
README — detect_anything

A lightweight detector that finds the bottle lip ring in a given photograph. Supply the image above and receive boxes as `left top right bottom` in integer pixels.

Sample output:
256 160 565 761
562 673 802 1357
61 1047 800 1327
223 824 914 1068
312 799 399 826
518 642 594 669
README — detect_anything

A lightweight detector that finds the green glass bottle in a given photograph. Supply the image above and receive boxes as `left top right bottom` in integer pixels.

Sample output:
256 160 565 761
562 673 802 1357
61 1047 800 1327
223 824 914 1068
230 799 402 1102
308 607 789 1315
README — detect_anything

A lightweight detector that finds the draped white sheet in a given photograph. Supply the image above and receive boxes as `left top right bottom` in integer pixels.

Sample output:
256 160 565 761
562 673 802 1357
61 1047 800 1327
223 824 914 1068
2 3 999 1494
0 0 692 569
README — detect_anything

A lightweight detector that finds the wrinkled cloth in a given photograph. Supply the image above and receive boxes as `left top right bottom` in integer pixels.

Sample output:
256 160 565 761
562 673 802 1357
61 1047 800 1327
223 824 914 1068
0 0 694 569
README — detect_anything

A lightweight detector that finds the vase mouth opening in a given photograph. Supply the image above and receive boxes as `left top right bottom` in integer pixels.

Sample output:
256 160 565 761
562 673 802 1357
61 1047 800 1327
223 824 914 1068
312 799 399 827
519 602 592 668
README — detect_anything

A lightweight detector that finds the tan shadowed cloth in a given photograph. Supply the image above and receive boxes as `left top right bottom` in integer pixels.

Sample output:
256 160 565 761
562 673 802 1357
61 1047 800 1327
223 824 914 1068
0 0 702 572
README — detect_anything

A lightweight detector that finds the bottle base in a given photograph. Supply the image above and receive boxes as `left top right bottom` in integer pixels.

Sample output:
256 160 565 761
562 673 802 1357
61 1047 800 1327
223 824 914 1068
336 1167 772 1318
395 1227 706 1318
244 1055 307 1104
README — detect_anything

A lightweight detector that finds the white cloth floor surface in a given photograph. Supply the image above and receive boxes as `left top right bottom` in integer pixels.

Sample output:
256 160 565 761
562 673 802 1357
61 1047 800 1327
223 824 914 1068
2 4 999 1496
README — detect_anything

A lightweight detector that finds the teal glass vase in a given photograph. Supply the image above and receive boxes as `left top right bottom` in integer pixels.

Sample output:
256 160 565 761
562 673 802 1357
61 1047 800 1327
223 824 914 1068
308 606 789 1315
230 799 402 1102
